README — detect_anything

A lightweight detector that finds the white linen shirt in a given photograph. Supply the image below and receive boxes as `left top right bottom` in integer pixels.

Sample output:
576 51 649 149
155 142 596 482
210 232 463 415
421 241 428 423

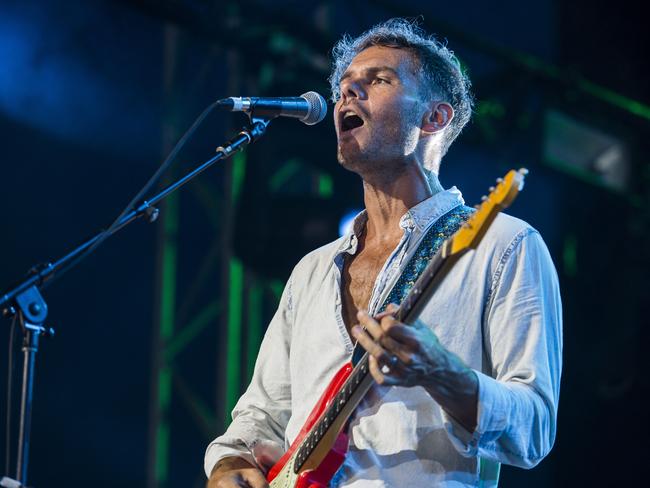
204 187 563 487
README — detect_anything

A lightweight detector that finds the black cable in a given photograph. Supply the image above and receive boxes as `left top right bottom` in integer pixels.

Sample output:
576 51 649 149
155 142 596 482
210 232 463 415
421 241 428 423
42 100 219 286
103 100 220 239
5 313 17 474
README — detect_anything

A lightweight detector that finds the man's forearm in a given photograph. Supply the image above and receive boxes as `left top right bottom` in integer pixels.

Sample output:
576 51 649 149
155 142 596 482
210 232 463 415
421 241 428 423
423 349 479 433
211 456 256 475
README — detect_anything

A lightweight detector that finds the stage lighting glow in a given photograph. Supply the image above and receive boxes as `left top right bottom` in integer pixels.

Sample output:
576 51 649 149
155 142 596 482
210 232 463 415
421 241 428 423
0 3 158 158
339 209 361 237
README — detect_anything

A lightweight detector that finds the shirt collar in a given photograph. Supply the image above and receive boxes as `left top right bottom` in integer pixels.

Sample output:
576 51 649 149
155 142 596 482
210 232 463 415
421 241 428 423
337 187 464 254
403 186 464 232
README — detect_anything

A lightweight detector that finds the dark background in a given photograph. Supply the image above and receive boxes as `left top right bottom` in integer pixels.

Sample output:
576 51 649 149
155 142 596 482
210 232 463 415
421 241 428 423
0 0 648 486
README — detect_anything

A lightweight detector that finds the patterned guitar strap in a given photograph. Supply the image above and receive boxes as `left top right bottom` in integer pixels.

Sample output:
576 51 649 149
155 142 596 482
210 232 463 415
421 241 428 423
351 203 474 366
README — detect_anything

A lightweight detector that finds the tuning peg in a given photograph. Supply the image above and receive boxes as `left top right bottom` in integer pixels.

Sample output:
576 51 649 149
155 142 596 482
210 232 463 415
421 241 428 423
481 195 487 201
473 204 480 209
496 177 504 183
489 186 495 192
518 168 529 175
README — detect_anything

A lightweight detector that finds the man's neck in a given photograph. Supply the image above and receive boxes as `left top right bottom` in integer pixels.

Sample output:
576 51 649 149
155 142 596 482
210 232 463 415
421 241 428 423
361 164 443 244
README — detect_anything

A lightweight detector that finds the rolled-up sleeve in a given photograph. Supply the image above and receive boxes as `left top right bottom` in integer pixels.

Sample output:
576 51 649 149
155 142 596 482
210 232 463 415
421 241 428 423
443 228 563 468
204 274 294 477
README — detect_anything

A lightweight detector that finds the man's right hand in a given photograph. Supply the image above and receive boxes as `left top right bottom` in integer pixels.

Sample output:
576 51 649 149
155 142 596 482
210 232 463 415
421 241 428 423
207 456 269 488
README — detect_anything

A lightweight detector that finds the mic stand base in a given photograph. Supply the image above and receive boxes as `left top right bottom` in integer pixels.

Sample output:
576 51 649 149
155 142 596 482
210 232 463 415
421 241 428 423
2 285 50 488
1 476 32 488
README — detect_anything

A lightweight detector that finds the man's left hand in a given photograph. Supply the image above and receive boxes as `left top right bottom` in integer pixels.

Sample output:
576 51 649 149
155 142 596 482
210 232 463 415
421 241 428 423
351 303 479 432
351 304 449 387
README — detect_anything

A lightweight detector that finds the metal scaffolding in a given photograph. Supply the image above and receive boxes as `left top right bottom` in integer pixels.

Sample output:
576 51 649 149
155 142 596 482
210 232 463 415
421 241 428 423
145 22 290 487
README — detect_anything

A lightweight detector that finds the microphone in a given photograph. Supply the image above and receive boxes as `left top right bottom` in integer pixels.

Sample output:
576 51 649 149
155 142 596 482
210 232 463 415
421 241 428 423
215 91 327 125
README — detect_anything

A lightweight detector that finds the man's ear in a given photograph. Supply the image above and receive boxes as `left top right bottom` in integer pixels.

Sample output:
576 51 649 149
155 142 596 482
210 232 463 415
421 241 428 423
421 102 454 133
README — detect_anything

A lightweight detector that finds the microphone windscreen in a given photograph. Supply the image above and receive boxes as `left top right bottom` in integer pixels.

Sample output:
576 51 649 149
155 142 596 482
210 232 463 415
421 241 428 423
300 92 327 125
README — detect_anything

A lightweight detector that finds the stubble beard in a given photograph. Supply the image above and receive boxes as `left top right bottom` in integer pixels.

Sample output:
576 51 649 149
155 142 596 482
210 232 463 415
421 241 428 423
336 124 418 183
337 143 400 184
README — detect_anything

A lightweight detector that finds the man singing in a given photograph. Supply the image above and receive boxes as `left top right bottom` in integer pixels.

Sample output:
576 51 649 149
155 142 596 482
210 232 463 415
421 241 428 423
205 18 562 487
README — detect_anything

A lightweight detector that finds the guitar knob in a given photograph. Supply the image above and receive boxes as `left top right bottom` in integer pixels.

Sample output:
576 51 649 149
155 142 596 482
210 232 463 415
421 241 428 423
496 178 504 183
489 186 495 192
518 168 529 175
481 195 487 201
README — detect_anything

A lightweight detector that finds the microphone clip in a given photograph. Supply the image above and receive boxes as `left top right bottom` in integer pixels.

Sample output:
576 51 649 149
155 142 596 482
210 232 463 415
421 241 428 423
215 117 270 157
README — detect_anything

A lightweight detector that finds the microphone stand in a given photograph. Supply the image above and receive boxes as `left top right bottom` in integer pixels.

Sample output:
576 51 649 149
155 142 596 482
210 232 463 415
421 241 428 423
0 117 271 488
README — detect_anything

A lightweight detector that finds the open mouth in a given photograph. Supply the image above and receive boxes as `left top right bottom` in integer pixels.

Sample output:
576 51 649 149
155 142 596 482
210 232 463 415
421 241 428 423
341 112 364 132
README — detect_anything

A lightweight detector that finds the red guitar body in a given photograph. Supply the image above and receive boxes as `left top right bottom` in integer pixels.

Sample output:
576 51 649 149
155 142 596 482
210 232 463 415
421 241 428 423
267 363 352 487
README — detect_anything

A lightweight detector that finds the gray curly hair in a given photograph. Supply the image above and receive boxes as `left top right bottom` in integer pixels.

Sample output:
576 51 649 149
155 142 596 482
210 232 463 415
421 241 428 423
329 18 474 157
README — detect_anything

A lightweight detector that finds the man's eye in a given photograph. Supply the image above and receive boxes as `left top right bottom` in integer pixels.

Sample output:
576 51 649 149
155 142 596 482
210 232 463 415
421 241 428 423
372 78 389 84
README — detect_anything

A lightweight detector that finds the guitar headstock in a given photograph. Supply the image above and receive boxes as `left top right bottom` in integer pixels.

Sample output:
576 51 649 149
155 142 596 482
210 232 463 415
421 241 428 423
448 168 527 256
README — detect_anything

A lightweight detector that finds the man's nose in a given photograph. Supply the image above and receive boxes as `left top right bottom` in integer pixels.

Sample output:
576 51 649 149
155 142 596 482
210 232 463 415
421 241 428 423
340 78 365 101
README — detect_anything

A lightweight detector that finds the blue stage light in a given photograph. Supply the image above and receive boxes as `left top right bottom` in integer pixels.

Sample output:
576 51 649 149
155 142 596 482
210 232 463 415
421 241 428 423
339 209 361 237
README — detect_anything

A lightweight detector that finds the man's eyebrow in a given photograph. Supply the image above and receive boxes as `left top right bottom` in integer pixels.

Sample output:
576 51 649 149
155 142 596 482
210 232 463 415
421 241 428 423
340 66 400 82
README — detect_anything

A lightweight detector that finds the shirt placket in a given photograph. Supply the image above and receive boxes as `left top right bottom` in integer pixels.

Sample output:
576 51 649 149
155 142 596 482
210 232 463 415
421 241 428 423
332 234 358 354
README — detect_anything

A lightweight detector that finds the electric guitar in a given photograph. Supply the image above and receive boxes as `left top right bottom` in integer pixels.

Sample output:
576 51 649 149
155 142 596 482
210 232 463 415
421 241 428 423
267 169 528 488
